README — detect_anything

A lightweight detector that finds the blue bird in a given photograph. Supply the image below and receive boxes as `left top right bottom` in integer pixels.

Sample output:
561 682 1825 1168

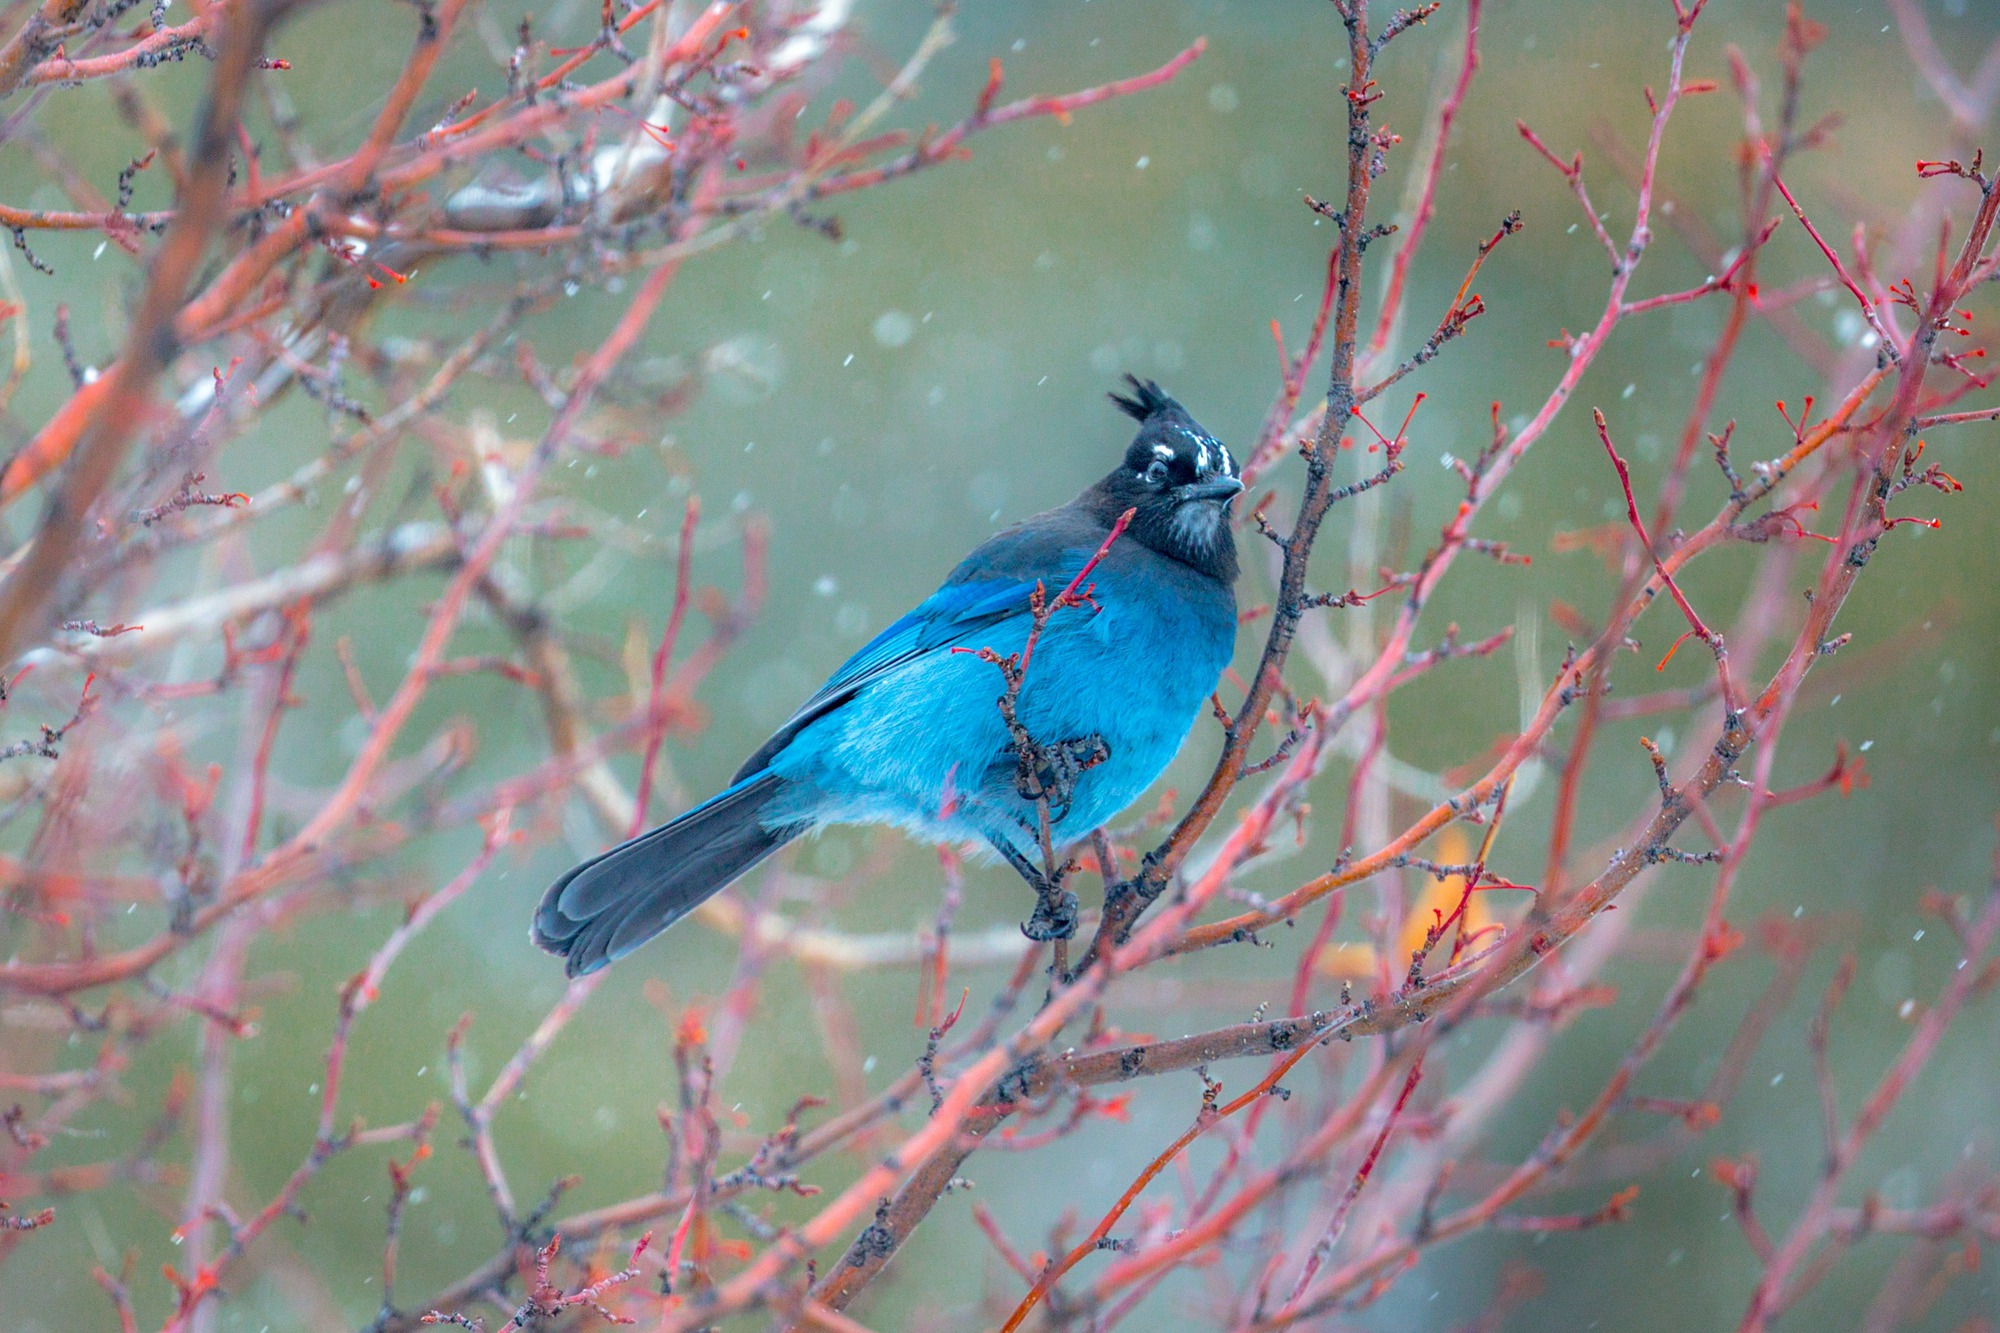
533 377 1241 976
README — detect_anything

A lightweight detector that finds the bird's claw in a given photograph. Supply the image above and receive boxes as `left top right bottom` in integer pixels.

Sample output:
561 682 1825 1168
1013 733 1110 823
1022 886 1080 941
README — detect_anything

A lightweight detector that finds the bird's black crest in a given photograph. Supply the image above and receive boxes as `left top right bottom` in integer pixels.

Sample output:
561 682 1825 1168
1108 375 1181 423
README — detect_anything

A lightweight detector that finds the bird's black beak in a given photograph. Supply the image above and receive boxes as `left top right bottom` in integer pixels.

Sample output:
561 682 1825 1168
1183 477 1244 502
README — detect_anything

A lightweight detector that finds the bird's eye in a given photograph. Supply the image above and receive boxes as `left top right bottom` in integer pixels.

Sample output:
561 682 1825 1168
1142 460 1168 485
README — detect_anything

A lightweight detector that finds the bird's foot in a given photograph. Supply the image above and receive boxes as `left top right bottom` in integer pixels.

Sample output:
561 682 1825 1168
1022 884 1080 942
1012 733 1110 822
990 835 1082 941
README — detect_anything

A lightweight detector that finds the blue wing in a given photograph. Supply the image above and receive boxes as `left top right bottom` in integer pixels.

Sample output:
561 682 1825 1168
731 574 1038 781
730 503 1124 782
828 577 1038 695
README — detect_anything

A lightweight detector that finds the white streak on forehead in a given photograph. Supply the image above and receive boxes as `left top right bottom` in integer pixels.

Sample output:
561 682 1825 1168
1173 426 1214 475
1176 425 1237 479
1151 442 1174 464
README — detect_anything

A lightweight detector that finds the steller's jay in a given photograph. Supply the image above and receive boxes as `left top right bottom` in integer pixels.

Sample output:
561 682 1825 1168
533 377 1241 976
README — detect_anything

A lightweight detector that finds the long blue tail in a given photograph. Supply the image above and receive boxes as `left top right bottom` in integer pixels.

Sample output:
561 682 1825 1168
532 771 800 976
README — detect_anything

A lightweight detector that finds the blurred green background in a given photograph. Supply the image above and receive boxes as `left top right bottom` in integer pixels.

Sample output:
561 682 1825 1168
4 0 2000 1328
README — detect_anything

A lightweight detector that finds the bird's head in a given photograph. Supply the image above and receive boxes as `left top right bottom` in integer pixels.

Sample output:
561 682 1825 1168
1088 375 1241 582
